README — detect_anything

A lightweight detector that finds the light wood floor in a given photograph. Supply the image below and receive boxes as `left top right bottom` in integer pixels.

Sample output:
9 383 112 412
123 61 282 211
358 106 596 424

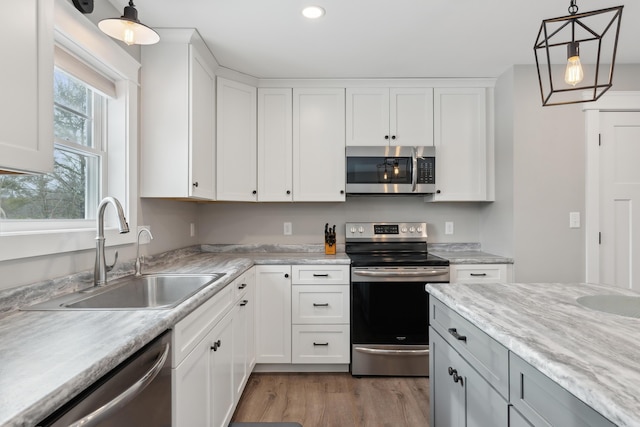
231 373 430 427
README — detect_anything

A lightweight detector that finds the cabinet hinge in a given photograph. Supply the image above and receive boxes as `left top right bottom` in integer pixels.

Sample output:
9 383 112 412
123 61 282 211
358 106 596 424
599 134 602 146
599 232 602 245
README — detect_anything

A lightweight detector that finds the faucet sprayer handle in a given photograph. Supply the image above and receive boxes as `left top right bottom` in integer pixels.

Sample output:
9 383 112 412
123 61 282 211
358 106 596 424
106 250 119 273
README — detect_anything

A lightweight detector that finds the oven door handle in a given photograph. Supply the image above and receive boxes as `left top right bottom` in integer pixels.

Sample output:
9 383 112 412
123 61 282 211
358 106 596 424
354 347 430 356
352 269 448 278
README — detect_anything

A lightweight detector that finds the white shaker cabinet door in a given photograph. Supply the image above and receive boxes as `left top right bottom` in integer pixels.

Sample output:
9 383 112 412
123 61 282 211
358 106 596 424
346 88 390 146
255 265 292 363
0 0 53 173
431 88 492 201
257 88 293 201
390 88 434 147
293 88 346 202
217 77 257 201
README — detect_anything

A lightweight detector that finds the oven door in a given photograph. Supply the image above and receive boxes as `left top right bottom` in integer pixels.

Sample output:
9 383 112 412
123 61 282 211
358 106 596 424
350 266 448 376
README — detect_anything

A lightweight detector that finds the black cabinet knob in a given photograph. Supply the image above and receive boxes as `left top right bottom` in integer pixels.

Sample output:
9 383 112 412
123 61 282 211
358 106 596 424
284 273 289 278
252 190 257 195
391 135 396 140
384 135 389 140
340 190 345 194
193 182 199 187
436 190 441 194
286 190 291 195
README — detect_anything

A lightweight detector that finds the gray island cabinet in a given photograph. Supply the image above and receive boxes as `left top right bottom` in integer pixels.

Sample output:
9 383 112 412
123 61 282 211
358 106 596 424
427 282 639 427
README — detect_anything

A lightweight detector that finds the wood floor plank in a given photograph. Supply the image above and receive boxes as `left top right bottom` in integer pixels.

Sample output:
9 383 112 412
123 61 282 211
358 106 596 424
232 373 429 427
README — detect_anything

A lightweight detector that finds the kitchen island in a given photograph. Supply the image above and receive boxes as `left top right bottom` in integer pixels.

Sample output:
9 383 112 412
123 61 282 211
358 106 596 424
427 281 640 427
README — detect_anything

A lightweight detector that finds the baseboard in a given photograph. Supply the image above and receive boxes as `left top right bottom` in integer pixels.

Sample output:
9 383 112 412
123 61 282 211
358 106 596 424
252 363 350 373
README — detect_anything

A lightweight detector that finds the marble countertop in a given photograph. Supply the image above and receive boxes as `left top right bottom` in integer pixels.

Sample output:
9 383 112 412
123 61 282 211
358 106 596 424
0 249 349 427
427 281 640 427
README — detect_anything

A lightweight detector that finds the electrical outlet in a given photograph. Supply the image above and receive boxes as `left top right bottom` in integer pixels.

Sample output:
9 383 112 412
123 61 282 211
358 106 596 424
569 212 581 229
284 222 292 235
137 226 152 244
190 223 196 237
445 221 454 235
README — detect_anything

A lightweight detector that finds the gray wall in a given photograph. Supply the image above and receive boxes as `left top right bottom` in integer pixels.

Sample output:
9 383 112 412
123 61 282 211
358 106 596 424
483 64 640 283
198 198 486 245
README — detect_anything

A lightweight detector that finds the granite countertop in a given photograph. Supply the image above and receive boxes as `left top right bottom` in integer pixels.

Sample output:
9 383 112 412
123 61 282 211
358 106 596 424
427 281 640 427
428 243 513 264
0 247 350 427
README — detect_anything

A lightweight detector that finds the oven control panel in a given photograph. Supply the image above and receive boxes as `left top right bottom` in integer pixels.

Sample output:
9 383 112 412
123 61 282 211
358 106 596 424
346 222 428 240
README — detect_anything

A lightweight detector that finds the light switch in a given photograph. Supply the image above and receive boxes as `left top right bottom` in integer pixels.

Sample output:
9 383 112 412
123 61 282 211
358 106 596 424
284 222 292 235
445 221 454 235
569 212 580 228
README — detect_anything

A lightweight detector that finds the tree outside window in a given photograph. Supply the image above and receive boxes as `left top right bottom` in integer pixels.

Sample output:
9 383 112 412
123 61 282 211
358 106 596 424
0 69 102 220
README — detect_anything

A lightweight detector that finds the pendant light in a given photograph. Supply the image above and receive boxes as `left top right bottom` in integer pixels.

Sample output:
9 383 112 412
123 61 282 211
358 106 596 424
534 1 623 106
98 1 160 46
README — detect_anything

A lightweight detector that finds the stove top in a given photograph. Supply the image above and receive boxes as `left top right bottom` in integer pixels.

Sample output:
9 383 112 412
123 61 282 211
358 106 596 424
345 222 449 267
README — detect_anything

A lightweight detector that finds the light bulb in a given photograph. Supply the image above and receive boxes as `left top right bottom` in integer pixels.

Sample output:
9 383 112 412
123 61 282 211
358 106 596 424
564 42 584 87
123 25 136 45
393 162 399 175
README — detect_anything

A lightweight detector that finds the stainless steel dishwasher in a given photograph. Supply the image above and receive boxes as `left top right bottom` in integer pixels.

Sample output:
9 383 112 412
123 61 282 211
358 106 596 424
37 331 172 427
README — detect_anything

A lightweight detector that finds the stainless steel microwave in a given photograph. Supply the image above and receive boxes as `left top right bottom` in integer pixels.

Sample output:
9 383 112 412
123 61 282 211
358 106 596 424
346 146 436 195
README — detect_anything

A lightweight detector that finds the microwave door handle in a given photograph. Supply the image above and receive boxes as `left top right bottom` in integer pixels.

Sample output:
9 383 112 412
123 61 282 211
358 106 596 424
411 147 417 192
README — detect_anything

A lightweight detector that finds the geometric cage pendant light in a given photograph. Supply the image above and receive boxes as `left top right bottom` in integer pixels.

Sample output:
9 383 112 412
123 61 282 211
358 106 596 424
98 1 160 46
534 1 623 106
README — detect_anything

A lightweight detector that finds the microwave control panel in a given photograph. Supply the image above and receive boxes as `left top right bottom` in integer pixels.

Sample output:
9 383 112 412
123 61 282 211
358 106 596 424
417 157 435 184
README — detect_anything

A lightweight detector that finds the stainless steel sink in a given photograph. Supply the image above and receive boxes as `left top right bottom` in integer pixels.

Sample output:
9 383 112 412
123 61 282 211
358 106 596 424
23 273 225 310
576 294 640 318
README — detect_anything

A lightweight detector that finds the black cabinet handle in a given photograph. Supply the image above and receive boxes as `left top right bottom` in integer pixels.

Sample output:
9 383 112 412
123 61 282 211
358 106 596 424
211 340 222 351
340 190 345 194
252 190 257 195
284 273 289 278
313 303 329 307
238 283 247 289
391 135 396 140
448 328 467 342
240 299 248 306
453 373 464 386
436 189 441 194
313 342 329 346
286 190 291 195
470 273 487 277
384 135 389 140
448 367 456 376
312 273 329 277
193 182 199 187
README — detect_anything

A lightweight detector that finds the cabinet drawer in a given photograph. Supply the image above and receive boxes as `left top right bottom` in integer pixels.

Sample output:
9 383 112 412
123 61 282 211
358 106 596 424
430 297 509 398
292 285 349 324
509 353 615 427
233 268 253 301
451 264 508 283
292 324 350 364
173 285 233 367
291 265 350 285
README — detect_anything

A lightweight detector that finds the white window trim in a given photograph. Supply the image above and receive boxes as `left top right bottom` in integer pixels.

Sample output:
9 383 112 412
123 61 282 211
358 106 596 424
0 0 140 261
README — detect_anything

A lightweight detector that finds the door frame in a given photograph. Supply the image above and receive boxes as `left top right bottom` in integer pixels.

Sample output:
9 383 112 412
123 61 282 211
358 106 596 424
583 92 640 283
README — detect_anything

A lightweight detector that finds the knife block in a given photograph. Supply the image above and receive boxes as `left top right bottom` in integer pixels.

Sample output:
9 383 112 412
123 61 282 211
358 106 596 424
324 242 336 255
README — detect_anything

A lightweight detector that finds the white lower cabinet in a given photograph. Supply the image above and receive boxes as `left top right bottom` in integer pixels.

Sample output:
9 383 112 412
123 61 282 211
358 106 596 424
255 264 350 368
255 265 292 363
450 263 512 284
172 268 255 427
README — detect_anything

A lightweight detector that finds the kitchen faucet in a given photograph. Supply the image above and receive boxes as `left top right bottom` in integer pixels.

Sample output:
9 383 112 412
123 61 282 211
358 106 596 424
94 197 130 286
134 227 154 276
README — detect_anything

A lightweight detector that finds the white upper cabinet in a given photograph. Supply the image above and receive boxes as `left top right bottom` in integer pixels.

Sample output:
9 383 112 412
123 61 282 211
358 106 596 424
0 0 53 174
141 29 216 200
257 88 293 202
293 88 346 202
428 88 494 202
346 88 434 147
217 77 257 201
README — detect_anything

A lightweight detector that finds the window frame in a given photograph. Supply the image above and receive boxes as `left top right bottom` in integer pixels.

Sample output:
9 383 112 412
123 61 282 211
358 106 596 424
0 0 140 261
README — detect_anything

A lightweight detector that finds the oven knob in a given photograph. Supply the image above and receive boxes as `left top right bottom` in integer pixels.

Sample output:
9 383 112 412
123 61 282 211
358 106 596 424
417 226 423 233
401 226 408 233
350 226 356 233
409 226 416 233
358 226 364 233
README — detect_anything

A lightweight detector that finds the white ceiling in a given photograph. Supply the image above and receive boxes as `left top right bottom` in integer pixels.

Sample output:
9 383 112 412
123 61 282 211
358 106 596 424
109 0 638 79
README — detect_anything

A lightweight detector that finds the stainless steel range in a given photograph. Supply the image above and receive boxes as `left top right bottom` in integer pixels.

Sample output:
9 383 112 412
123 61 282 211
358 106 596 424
346 222 449 377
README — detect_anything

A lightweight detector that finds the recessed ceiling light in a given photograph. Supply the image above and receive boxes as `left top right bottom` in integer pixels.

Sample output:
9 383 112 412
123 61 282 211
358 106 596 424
302 6 325 19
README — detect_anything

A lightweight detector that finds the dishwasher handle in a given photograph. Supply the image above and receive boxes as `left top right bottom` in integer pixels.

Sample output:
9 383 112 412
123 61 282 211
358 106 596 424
68 342 170 427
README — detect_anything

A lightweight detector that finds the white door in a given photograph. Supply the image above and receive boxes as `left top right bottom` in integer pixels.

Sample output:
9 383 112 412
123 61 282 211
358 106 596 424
390 88 434 147
599 112 640 290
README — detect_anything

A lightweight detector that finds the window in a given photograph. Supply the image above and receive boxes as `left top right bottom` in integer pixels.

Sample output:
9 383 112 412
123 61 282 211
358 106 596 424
0 69 105 222
0 0 140 263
